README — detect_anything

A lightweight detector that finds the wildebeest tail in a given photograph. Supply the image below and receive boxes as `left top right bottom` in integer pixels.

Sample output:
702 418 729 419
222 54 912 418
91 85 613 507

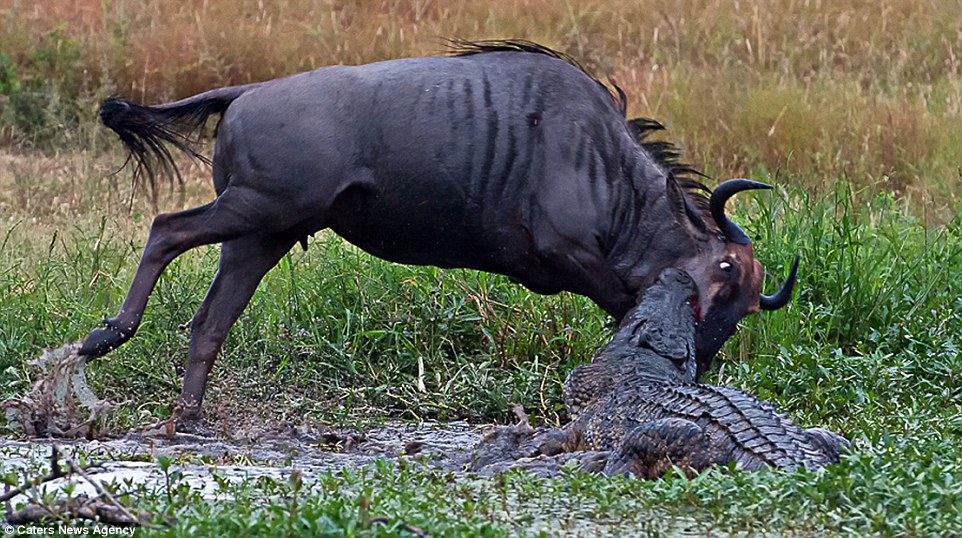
100 83 259 191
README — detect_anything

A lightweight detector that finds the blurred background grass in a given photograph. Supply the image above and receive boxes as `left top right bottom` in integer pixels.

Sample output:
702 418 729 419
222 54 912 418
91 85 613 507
2 0 961 214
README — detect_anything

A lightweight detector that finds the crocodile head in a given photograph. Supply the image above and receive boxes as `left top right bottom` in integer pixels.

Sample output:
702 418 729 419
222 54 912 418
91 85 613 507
622 268 697 377
604 267 699 382
565 268 700 416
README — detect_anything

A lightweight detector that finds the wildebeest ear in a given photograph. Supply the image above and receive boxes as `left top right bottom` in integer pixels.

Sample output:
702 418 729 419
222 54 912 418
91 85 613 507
665 173 708 239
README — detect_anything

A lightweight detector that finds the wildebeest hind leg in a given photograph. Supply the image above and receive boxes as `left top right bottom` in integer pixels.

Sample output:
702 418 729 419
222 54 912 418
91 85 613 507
79 192 283 359
177 231 298 424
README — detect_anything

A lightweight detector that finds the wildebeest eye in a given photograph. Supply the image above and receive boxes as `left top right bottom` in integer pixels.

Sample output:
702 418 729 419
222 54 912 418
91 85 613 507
719 261 733 272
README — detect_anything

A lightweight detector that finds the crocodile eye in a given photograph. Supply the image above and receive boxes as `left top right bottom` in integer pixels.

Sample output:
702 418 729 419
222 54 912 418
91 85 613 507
719 261 733 272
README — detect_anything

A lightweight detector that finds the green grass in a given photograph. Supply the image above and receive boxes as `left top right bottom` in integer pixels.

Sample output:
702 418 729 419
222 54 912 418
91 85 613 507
4 444 959 536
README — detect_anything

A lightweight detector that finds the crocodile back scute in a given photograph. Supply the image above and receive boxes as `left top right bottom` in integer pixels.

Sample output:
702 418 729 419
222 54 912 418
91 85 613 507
579 382 841 470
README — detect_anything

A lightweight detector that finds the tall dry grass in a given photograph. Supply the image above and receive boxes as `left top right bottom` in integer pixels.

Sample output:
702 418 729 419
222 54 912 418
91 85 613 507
2 0 961 215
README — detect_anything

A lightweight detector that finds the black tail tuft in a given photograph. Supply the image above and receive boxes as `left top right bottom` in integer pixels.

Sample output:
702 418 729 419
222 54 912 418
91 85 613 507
98 85 255 201
99 97 133 126
100 96 216 198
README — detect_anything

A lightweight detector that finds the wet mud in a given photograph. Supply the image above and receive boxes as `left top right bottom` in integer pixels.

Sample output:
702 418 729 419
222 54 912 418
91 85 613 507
0 420 486 501
0 345 696 536
0 343 492 501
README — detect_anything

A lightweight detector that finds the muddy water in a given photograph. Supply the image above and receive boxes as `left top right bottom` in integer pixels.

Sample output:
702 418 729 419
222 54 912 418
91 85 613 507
1 423 711 537
0 343 481 500
0 421 483 500
0 345 705 536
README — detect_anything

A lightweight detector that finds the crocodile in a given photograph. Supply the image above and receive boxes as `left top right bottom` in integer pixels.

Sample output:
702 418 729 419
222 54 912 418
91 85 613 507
469 268 848 479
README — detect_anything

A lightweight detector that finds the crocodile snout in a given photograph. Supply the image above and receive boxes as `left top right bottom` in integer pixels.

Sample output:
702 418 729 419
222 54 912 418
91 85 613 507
657 268 695 290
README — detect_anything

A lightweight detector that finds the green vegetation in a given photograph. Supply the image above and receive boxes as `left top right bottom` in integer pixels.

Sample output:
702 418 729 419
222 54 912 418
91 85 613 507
137 450 962 536
2 0 961 536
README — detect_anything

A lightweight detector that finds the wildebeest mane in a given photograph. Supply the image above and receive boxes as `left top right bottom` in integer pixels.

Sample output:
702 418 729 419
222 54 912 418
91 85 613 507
628 117 711 217
446 38 628 116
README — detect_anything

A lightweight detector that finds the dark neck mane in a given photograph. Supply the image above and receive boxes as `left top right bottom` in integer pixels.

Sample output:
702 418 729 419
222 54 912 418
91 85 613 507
627 118 711 220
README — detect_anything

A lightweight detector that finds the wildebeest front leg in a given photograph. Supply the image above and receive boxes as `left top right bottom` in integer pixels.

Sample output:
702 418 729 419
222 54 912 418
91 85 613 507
178 232 297 423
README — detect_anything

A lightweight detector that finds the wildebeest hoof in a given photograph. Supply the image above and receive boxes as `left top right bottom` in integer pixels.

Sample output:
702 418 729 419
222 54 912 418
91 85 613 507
79 319 131 358
174 416 215 437
136 415 179 438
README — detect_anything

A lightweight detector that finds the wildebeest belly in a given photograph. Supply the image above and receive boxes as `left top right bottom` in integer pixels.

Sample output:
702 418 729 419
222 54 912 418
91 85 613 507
327 172 533 274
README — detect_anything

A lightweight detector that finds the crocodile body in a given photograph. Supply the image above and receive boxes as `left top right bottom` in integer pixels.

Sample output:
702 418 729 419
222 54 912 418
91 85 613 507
470 268 848 478
543 377 847 478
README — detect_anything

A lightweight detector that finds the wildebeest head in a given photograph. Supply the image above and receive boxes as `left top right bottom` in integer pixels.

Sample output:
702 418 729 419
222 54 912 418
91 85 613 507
627 118 796 376
665 175 798 376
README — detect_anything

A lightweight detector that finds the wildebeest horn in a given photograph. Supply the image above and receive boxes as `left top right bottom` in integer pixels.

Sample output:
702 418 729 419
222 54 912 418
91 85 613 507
709 179 772 245
760 254 799 311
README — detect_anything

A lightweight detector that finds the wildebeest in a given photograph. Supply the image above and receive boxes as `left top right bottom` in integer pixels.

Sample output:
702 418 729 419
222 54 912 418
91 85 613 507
80 40 796 426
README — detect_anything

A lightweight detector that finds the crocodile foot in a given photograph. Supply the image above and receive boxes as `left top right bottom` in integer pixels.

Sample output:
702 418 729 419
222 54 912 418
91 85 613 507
474 450 612 478
469 406 539 471
603 418 722 479
803 427 851 465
